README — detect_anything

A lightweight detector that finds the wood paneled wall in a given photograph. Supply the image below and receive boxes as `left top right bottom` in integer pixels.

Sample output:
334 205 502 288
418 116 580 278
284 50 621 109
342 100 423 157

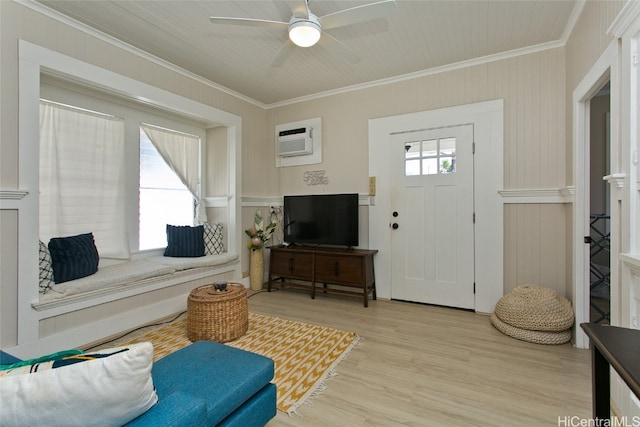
269 48 569 294
565 0 624 183
504 204 569 295
269 48 567 195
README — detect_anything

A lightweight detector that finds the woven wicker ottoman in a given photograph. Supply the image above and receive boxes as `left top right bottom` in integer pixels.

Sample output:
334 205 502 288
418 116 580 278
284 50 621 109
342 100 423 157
490 284 575 345
187 283 248 343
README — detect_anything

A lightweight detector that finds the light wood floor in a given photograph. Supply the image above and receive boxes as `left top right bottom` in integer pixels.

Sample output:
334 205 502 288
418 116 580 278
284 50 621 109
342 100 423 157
250 288 592 427
88 287 593 426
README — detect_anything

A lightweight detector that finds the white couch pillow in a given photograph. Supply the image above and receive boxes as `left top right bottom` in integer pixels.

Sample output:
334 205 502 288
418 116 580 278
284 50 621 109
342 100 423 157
0 342 158 427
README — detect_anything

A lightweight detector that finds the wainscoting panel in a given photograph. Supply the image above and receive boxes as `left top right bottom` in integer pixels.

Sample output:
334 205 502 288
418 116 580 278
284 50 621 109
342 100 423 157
504 203 569 297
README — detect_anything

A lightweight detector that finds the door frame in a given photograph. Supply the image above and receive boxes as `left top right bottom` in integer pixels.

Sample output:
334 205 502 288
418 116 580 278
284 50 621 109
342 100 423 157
369 99 504 313
572 40 620 349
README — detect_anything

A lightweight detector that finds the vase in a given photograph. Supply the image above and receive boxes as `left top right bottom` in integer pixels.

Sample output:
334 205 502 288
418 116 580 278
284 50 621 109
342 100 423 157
249 248 264 291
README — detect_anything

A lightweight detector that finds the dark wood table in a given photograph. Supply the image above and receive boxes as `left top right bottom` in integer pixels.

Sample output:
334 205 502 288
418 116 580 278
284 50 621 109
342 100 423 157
580 323 640 420
268 245 377 307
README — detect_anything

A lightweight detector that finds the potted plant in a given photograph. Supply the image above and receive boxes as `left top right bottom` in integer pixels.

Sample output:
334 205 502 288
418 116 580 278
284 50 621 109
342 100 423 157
245 210 277 290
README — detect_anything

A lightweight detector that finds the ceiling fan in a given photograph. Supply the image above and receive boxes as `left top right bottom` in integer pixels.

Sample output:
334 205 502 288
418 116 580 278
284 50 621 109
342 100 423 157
209 0 397 66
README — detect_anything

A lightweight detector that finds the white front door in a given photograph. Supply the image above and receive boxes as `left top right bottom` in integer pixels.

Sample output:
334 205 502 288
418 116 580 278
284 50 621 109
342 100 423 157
390 124 475 309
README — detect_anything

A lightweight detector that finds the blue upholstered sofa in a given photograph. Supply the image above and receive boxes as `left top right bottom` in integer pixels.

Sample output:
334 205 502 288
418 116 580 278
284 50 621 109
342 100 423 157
0 341 277 426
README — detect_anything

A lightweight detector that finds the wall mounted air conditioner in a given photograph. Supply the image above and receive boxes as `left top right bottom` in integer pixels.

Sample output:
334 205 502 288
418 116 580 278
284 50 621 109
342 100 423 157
277 126 313 157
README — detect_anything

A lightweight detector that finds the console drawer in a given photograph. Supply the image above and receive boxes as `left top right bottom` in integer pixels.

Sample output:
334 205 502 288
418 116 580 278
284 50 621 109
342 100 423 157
314 255 362 286
270 251 313 279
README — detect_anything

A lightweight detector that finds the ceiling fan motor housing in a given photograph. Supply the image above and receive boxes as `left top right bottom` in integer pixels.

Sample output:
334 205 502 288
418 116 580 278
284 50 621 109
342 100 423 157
288 13 322 47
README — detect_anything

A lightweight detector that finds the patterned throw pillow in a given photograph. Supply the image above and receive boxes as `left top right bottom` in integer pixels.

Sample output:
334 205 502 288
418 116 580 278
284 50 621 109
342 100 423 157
39 240 55 294
164 224 205 257
0 349 84 377
204 223 224 255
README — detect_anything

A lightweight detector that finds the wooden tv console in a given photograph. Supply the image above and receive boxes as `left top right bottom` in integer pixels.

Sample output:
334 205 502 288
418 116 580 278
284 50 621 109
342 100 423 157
267 245 378 307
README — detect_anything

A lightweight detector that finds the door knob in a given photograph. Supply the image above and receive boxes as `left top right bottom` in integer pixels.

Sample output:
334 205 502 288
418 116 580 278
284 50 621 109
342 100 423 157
392 223 399 229
392 211 399 217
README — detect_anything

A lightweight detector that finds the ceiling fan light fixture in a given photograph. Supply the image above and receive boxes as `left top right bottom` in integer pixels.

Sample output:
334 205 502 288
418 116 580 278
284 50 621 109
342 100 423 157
288 15 321 47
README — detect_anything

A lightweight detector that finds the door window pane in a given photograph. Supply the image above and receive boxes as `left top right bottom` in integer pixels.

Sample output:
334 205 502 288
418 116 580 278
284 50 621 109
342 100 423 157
423 139 438 157
439 137 456 174
404 137 457 176
404 141 421 175
422 158 439 175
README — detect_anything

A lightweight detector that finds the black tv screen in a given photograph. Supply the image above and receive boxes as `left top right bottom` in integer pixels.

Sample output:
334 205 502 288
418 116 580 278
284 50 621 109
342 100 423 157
283 193 359 248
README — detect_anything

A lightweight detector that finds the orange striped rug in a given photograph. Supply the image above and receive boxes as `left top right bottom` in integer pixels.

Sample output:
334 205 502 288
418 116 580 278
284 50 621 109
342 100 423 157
123 312 359 414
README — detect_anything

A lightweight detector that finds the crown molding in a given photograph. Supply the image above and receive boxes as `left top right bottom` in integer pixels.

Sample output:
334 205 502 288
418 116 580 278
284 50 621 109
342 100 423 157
16 0 268 110
562 1 587 44
608 0 640 38
267 39 566 109
18 0 580 110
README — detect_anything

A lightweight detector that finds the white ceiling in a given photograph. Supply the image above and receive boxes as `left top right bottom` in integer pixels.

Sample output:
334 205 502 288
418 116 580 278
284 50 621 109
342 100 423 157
34 0 580 107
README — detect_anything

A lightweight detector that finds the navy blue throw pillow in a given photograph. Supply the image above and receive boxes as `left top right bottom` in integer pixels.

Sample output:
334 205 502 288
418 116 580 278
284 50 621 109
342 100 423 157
164 225 205 257
48 233 99 284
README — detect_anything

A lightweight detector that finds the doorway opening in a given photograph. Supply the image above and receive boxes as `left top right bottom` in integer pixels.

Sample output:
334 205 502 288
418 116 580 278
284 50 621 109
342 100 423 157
572 40 618 349
588 83 611 324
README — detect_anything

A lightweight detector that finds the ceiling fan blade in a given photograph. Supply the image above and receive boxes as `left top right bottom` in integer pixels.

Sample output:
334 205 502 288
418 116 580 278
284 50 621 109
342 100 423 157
209 16 288 30
288 0 310 19
320 0 397 30
319 33 362 64
272 40 296 67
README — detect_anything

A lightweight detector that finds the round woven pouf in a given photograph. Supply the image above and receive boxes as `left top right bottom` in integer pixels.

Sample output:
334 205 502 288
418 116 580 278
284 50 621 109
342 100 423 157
187 283 248 343
490 312 571 345
494 285 574 332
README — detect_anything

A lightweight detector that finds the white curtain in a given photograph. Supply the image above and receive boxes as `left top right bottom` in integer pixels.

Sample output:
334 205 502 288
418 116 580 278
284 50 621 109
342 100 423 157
39 100 129 258
140 123 207 224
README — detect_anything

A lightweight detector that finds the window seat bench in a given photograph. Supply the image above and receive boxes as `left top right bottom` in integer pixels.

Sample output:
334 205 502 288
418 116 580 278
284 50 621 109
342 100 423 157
13 252 241 358
35 253 239 308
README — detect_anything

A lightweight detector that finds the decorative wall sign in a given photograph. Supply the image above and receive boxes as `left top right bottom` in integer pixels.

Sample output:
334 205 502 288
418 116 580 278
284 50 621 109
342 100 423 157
303 170 328 185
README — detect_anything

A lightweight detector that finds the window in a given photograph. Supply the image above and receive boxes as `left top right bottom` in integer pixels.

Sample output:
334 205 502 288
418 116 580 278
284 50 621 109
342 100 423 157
139 129 194 250
404 137 456 176
39 99 129 258
39 80 207 256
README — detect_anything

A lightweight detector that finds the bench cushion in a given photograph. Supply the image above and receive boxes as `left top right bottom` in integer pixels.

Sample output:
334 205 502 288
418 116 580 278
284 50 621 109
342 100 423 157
38 254 239 303
39 259 176 301
148 253 238 271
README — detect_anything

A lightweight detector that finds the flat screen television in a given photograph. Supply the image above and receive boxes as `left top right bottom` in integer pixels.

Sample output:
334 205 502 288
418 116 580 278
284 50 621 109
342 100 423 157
283 193 359 248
